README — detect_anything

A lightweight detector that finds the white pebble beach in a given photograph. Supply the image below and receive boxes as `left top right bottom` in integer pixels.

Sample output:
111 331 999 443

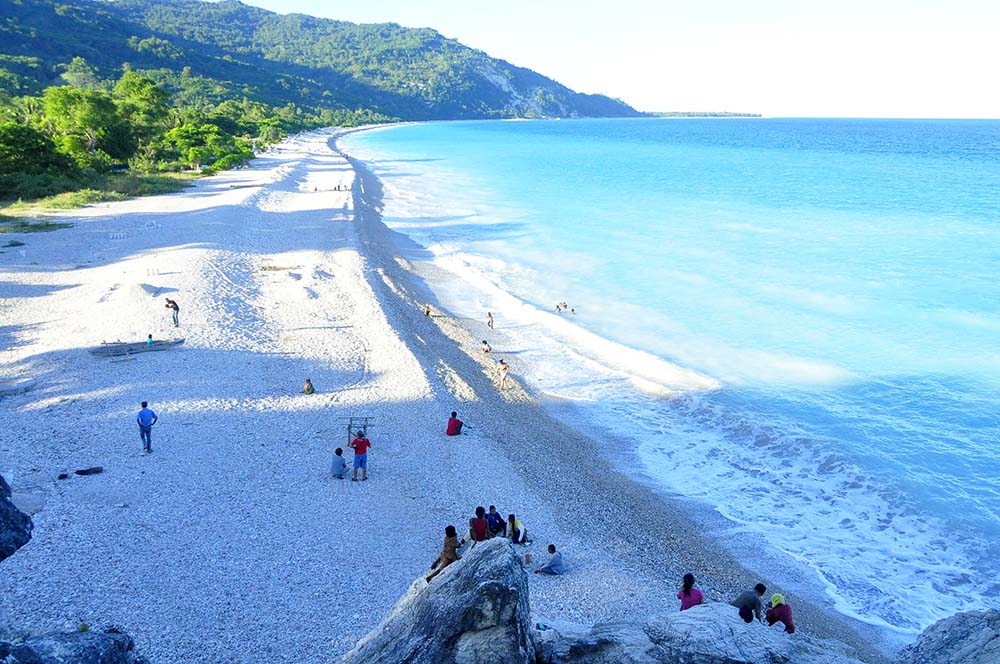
0 129 900 662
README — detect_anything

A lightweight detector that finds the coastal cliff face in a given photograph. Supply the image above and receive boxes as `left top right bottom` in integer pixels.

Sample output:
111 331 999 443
0 475 32 563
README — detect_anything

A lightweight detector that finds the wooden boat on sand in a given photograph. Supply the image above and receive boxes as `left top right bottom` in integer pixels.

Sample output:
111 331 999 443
89 339 185 357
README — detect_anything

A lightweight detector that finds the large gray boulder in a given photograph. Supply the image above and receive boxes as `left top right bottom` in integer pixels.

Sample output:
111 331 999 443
0 474 32 562
533 619 662 663
897 609 1000 664
534 604 802 664
0 628 147 664
341 537 535 664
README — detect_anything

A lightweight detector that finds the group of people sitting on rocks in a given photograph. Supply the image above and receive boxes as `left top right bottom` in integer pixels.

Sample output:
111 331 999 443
677 575 795 634
425 503 563 583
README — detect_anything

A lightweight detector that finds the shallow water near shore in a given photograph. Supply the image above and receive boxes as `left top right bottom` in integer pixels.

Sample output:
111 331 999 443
339 118 1000 633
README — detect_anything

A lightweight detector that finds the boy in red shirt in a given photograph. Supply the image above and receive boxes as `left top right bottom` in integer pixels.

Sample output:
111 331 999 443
446 411 463 436
350 431 372 481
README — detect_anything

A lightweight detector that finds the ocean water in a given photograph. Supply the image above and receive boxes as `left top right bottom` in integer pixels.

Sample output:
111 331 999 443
339 118 1000 633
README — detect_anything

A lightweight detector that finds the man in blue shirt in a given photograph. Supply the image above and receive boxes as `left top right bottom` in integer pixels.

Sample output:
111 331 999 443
137 401 158 453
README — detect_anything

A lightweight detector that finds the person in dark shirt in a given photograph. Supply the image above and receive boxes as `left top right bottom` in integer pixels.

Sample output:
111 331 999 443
164 298 180 327
485 505 506 537
731 583 767 623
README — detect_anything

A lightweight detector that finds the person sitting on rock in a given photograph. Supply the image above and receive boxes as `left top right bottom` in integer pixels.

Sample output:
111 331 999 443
303 378 315 395
464 506 490 545
507 513 528 544
426 525 461 582
446 411 463 436
766 593 795 634
731 583 767 623
485 505 506 537
331 447 347 479
534 544 565 575
677 573 704 611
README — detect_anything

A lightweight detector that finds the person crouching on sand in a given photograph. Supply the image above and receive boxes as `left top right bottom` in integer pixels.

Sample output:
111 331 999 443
766 593 795 633
303 378 315 395
350 431 371 481
331 447 347 479
426 525 461 582
446 411 463 436
678 573 704 611
481 340 491 353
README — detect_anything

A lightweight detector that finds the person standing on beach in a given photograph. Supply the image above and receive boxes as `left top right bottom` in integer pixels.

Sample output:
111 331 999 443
677 573 704 611
136 401 157 454
487 311 494 329
164 298 180 327
350 431 371 481
731 583 767 623
496 359 510 390
446 411 463 436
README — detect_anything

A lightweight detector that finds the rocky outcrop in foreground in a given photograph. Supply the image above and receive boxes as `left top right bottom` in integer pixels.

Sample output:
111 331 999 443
0 629 148 664
344 535 868 664
0 475 32 562
341 537 535 664
897 609 1000 664
1 476 146 664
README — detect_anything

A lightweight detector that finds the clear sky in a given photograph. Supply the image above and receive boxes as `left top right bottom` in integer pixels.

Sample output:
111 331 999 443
235 0 1000 118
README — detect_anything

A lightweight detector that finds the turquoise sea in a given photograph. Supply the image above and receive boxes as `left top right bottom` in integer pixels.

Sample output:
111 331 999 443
340 118 1000 633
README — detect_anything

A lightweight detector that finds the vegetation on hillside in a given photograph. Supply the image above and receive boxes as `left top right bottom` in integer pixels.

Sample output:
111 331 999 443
0 0 640 204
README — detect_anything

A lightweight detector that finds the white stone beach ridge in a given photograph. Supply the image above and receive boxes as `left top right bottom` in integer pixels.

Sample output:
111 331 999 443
0 129 896 662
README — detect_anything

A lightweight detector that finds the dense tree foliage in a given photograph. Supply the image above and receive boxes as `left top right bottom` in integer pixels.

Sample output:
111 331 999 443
0 0 640 200
0 0 639 120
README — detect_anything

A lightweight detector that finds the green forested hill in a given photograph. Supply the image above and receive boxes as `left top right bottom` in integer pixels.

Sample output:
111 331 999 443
0 0 640 120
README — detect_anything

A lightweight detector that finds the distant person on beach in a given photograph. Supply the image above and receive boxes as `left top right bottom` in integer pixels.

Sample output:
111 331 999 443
534 544 564 575
496 359 510 390
555 303 562 313
426 525 462 582
331 447 347 479
508 513 528 544
486 505 506 537
446 411 463 436
569 308 576 315
146 334 153 346
350 431 371 481
677 573 704 611
164 298 179 327
424 304 431 317
731 584 767 623
303 378 315 395
487 312 494 329
136 401 158 454
481 340 491 353
766 594 795 633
